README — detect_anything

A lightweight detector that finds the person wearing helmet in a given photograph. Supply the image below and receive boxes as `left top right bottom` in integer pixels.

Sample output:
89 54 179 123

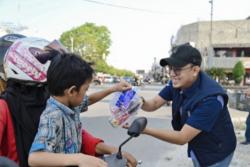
0 36 55 167
0 36 136 167
0 34 26 167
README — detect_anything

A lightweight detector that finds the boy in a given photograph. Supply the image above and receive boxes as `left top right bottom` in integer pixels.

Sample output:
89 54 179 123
28 53 133 167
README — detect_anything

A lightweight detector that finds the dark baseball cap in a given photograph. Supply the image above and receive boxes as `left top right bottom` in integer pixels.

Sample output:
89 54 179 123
160 43 202 67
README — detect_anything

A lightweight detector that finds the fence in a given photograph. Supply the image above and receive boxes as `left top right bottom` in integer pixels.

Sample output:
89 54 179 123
227 89 250 112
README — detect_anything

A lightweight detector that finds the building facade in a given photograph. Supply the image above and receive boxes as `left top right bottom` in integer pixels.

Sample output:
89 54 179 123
173 19 250 76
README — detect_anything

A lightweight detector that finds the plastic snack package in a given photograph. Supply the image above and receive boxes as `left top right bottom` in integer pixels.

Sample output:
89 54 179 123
109 87 142 127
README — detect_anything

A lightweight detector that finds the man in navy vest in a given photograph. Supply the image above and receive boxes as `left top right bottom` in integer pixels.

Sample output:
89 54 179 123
140 43 236 167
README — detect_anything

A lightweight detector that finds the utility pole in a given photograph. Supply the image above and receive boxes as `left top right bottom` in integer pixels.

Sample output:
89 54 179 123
153 57 157 81
205 0 214 70
209 0 213 46
70 36 74 52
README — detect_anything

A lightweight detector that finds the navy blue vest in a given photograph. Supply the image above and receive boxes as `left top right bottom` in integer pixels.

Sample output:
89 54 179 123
171 72 236 166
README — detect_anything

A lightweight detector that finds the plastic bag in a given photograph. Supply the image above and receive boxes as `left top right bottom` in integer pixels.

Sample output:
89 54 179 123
109 87 142 127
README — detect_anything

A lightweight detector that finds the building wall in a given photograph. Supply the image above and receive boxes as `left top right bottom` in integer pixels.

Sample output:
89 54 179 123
211 20 250 44
176 20 250 47
174 19 250 70
175 23 199 46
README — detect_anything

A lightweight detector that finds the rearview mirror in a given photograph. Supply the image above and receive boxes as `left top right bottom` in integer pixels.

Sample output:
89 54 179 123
128 117 147 137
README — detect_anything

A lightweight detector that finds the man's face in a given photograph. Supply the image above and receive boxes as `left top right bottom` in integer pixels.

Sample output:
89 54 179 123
168 64 200 89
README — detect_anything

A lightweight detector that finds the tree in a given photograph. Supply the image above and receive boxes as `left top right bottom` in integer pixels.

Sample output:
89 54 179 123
59 22 134 76
94 60 134 77
206 67 225 83
232 61 245 85
60 22 111 62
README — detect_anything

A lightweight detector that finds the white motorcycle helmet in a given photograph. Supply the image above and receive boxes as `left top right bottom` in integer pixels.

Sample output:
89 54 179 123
3 37 64 83
0 34 26 79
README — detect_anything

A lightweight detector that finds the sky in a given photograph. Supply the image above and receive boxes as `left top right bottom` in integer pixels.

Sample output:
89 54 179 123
0 0 250 72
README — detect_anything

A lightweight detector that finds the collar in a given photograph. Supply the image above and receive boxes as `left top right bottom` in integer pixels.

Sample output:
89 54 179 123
182 72 201 98
48 96 75 115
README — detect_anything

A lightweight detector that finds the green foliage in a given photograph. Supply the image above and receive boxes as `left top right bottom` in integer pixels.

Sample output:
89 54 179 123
232 61 245 84
60 22 111 62
206 67 225 82
95 60 134 77
59 22 134 77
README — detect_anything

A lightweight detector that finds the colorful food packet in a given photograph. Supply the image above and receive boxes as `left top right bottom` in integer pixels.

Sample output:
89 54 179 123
109 87 142 127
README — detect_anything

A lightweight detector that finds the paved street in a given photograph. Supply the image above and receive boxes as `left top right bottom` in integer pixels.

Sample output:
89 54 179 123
81 83 250 167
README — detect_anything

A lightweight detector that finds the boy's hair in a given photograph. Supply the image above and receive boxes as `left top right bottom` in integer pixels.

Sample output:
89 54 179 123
47 53 94 96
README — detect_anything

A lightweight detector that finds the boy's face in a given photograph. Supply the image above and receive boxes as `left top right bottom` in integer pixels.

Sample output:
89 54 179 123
69 80 91 107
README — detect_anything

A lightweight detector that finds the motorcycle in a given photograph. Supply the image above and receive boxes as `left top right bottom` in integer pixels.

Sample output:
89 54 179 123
103 117 147 167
